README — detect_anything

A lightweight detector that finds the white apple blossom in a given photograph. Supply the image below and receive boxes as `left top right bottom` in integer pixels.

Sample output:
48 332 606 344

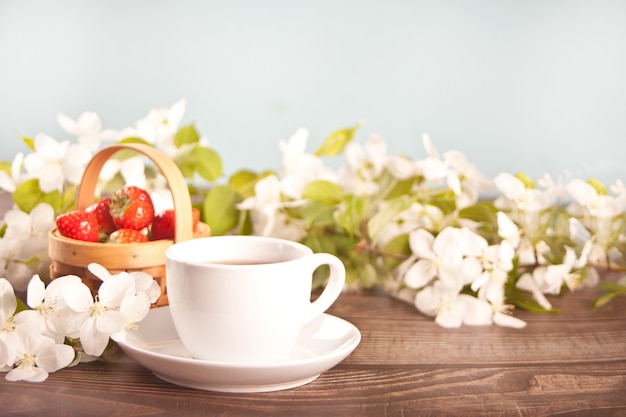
0 203 56 291
494 173 557 241
0 278 19 370
87 264 156 342
279 128 338 199
339 134 389 196
516 244 592 311
22 134 92 193
1 265 160 382
494 172 560 266
57 111 118 152
62 273 130 357
415 279 492 328
610 179 626 202
376 202 447 247
4 326 74 382
489 287 527 329
237 175 307 241
417 134 493 209
463 229 515 300
566 179 626 266
402 228 468 290
133 98 187 156
0 237 37 292
26 274 87 341
387 155 418 180
0 152 25 193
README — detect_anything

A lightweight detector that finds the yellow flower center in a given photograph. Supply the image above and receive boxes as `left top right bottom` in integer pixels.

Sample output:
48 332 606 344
16 353 36 369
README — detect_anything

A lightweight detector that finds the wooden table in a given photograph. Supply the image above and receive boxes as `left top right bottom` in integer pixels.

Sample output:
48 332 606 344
1 275 625 416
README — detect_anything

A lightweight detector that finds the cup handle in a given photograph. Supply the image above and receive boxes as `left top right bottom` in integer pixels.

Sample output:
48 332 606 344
304 253 346 323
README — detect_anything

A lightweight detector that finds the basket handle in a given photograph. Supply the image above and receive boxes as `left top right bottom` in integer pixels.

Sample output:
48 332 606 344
75 143 194 243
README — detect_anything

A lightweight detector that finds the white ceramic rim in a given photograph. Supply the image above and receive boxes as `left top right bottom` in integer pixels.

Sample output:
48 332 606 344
165 235 314 268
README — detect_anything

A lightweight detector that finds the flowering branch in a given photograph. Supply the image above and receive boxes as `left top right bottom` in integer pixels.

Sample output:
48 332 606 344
0 264 160 382
0 99 624 334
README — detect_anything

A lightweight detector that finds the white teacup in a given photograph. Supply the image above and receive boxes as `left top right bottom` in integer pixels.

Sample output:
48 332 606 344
165 235 346 363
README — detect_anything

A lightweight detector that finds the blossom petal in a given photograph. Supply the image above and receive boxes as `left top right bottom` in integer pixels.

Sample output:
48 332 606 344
516 272 553 310
408 229 435 259
5 365 49 382
0 340 9 367
57 113 77 134
87 263 112 282
414 285 440 317
63 281 94 313
493 312 527 329
26 274 46 309
0 278 17 320
566 179 597 207
98 272 134 308
404 260 436 289
435 307 464 329
0 171 16 193
494 173 525 200
80 319 110 357
97 311 126 335
36 343 75 373
457 295 492 326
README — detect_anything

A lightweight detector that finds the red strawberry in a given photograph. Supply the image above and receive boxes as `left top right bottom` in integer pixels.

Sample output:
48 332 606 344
150 210 175 240
108 228 149 243
110 186 155 230
86 196 117 235
150 207 201 240
56 210 99 242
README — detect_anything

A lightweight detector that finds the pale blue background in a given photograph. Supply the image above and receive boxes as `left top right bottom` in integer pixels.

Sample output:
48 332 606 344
1 0 625 184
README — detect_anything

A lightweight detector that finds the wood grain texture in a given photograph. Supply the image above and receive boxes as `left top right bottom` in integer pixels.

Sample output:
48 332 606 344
1 276 625 417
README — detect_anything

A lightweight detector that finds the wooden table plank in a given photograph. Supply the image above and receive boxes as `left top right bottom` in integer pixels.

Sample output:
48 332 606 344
1 281 625 417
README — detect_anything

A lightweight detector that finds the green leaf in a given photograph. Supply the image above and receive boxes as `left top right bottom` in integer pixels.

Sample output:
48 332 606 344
588 177 607 196
193 146 223 182
0 161 11 175
174 124 200 148
357 262 379 289
112 138 154 161
13 179 63 213
228 170 268 199
302 180 343 205
304 232 337 255
314 121 362 157
202 185 241 235
388 179 416 200
377 170 414 201
380 233 411 270
458 201 499 241
592 292 618 309
367 195 413 243
22 135 35 151
15 297 28 314
119 137 152 146
238 209 253 236
596 282 626 294
515 172 535 189
427 193 457 215
512 297 559 313
301 200 336 228
334 195 367 236
176 158 196 179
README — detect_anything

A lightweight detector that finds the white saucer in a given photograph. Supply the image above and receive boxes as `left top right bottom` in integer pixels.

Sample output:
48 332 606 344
117 307 361 393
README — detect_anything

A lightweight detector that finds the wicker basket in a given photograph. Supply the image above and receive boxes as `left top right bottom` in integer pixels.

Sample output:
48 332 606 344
48 143 211 307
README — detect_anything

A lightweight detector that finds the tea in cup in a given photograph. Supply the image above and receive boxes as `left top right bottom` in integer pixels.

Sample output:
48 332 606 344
165 235 346 363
